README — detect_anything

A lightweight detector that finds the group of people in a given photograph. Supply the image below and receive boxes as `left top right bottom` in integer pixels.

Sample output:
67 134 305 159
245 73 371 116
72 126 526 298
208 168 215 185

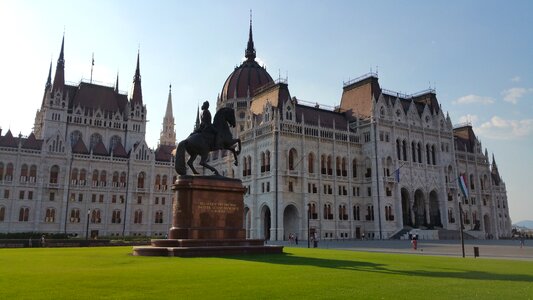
287 233 298 245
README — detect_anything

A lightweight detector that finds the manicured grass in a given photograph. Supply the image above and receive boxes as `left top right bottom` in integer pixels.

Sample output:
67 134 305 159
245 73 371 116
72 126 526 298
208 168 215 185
0 246 531 299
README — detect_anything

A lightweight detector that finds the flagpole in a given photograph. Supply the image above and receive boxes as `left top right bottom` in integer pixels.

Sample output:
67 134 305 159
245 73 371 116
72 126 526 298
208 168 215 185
90 53 94 84
459 200 465 258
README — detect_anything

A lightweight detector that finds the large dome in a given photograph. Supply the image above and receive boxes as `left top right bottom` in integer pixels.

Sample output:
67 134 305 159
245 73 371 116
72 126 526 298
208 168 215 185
220 20 273 103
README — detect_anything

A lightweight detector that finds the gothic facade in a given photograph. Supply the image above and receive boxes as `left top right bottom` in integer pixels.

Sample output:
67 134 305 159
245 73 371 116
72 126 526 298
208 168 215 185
0 37 176 238
210 21 512 240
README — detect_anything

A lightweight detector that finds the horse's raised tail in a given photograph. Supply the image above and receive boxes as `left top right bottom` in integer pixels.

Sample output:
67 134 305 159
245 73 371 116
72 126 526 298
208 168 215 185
175 140 187 175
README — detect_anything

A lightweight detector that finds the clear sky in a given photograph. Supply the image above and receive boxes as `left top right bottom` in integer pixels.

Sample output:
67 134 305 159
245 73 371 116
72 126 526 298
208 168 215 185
0 0 531 222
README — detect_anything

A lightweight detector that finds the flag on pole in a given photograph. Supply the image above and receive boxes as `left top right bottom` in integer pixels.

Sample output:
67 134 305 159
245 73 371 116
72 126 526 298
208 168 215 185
458 174 468 198
394 168 400 183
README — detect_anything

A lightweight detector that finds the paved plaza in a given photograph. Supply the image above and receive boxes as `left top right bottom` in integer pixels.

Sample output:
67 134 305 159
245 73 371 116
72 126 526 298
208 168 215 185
272 239 533 260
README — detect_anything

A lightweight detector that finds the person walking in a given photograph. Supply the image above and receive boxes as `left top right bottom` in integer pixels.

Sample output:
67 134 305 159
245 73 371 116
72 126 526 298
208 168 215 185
520 234 525 248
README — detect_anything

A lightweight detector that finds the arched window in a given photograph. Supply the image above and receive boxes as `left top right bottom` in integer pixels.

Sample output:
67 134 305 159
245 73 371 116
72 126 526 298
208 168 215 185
260 152 266 173
309 203 317 219
20 164 28 182
352 159 357 178
137 172 145 189
155 210 164 223
0 206 5 222
402 140 407 161
112 172 119 187
265 151 271 172
353 205 360 221
308 153 315 174
431 145 436 165
288 148 297 170
417 143 422 163
70 168 78 185
92 170 99 187
470 174 475 190
6 163 14 181
49 165 59 184
134 210 143 224
162 175 168 190
89 133 103 151
79 169 87 186
448 208 455 223
70 208 80 223
321 155 327 174
111 210 121 224
0 162 4 181
70 130 82 146
100 171 107 187
339 204 348 220
120 172 127 187
341 157 347 177
327 155 333 175
336 157 341 176
91 209 102 223
45 208 56 223
109 135 122 151
426 144 431 164
155 175 161 190
366 205 375 221
411 142 416 162
19 207 30 222
396 139 401 160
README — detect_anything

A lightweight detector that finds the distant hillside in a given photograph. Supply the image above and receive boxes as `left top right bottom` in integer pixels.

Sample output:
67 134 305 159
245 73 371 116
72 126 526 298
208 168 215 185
514 220 533 229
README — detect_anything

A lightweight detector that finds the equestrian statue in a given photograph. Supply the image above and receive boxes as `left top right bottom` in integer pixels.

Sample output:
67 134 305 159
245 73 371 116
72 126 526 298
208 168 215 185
175 101 241 176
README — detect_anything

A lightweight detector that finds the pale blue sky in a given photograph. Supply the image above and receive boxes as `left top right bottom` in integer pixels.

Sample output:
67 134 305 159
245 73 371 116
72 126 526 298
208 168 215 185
0 0 531 222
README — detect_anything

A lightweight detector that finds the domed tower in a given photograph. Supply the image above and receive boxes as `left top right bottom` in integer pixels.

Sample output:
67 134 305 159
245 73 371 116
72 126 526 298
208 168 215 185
218 15 274 132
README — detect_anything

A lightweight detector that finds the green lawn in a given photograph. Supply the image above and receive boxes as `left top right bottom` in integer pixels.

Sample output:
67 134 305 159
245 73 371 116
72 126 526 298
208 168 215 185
0 246 531 299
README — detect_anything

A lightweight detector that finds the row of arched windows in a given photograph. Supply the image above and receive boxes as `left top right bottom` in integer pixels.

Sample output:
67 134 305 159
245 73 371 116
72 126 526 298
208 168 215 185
396 139 437 165
0 163 38 183
307 203 386 222
286 150 369 178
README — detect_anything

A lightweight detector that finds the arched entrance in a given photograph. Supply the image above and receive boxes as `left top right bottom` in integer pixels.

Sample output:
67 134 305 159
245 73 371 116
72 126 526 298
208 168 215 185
413 189 426 228
428 190 442 228
483 214 492 238
401 188 412 226
283 204 299 240
261 205 271 240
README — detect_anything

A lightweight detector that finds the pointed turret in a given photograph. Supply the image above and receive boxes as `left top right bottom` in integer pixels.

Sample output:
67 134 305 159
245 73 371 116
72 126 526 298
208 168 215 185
159 84 176 146
130 51 143 106
491 153 501 186
245 11 256 61
52 35 65 94
114 73 119 93
42 61 52 106
194 105 200 131
165 84 173 119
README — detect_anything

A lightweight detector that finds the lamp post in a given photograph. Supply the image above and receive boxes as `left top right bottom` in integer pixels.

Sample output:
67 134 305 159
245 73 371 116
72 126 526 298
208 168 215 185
86 209 91 242
307 203 310 248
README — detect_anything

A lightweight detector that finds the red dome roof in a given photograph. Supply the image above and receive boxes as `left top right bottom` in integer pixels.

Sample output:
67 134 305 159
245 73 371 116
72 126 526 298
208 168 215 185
221 60 273 102
220 18 273 103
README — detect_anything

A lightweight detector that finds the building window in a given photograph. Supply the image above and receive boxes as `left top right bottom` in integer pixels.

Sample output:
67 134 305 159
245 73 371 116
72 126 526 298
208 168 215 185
28 191 33 200
308 153 315 174
91 209 102 224
49 165 59 184
155 211 164 224
99 194 104 203
111 210 121 224
19 191 24 200
0 206 6 222
366 205 375 221
288 181 294 192
19 207 30 222
134 210 143 224
137 196 142 204
49 192 55 201
385 205 394 221
45 208 56 223
353 205 360 221
70 209 80 223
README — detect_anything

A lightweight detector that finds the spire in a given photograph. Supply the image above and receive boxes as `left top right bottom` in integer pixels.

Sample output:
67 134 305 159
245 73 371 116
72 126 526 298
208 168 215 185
114 72 119 93
52 35 65 94
159 84 176 146
195 105 200 131
165 84 173 119
42 61 53 106
130 51 143 105
46 61 52 90
245 10 256 61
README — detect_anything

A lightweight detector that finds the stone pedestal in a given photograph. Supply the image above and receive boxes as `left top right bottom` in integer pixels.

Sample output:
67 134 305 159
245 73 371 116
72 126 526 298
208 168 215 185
133 175 282 257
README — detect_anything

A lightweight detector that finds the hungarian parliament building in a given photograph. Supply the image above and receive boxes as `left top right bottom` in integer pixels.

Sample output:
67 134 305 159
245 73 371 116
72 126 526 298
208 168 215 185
0 24 511 240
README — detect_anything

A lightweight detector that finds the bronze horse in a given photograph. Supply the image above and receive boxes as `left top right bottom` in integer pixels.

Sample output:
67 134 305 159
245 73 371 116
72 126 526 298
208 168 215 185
175 107 241 175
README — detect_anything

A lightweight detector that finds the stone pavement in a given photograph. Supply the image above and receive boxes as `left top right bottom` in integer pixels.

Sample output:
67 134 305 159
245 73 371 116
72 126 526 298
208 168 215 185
271 239 533 260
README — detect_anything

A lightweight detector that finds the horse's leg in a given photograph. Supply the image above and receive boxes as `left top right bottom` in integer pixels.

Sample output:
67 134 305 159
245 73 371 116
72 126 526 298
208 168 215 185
199 153 219 175
187 154 199 174
235 138 241 155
